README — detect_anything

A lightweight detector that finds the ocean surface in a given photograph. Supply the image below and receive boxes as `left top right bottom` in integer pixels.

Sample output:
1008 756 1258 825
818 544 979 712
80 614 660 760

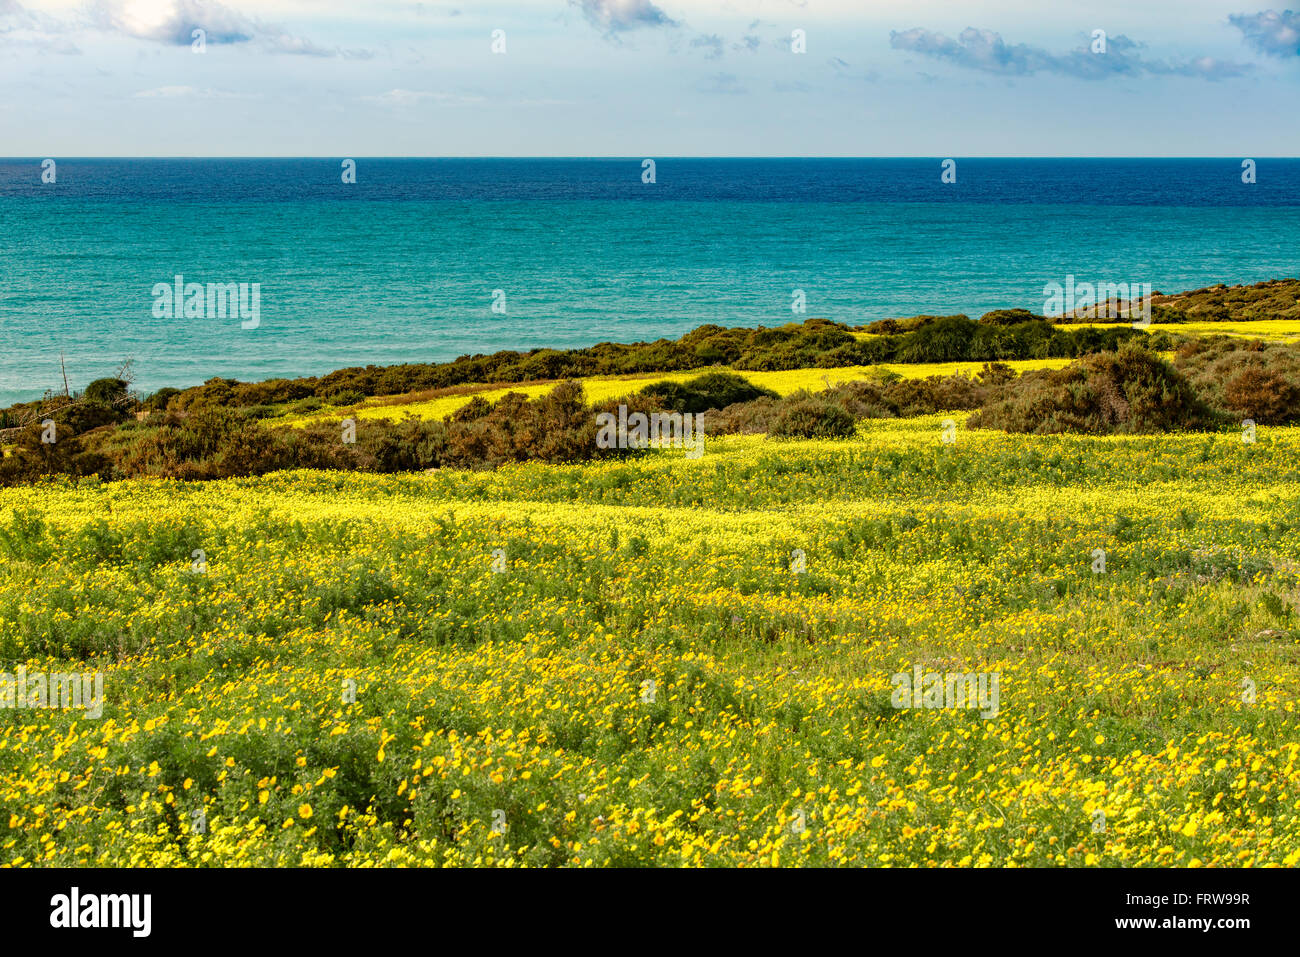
2 158 1299 405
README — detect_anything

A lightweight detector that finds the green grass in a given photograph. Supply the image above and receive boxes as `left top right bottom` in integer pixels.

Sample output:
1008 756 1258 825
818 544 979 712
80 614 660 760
1 417 1298 866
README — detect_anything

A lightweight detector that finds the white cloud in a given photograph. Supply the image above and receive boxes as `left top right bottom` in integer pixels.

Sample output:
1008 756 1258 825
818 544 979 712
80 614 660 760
570 0 678 36
86 0 371 56
1230 10 1300 57
890 26 1251 81
91 0 252 44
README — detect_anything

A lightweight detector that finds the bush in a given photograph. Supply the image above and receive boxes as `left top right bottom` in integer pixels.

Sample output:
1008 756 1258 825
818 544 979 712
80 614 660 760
769 394 857 439
826 380 896 419
0 420 110 484
1222 367 1300 424
895 315 978 363
977 362 1018 387
708 396 784 435
1152 278 1300 324
287 397 323 415
449 396 493 423
60 400 130 433
82 378 130 406
508 380 598 464
862 314 963 335
638 372 778 414
361 419 451 472
979 309 1046 326
143 387 181 412
322 389 365 407
233 378 316 406
882 375 988 417
1175 339 1300 425
969 343 1217 434
110 406 286 480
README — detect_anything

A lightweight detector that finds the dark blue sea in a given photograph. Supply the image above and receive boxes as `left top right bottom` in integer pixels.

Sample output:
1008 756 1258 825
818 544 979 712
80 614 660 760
1 158 1297 403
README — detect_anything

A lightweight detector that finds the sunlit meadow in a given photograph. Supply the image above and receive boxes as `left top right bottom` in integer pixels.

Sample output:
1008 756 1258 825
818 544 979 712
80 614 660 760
2 415 1298 867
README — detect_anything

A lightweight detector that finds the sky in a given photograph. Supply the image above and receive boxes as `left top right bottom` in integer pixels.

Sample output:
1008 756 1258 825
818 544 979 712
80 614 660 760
1 0 1298 155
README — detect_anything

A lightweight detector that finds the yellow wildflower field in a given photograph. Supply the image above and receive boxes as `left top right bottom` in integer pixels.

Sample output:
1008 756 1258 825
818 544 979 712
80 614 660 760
281 359 1075 428
1065 321 1300 341
1 416 1298 867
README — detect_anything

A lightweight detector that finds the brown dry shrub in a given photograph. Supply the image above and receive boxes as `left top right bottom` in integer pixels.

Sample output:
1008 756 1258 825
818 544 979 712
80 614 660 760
969 344 1218 434
884 375 988 417
707 396 784 435
1175 339 1300 424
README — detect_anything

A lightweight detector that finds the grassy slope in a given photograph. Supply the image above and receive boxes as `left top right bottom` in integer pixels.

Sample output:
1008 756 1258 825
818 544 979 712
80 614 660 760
2 416 1298 866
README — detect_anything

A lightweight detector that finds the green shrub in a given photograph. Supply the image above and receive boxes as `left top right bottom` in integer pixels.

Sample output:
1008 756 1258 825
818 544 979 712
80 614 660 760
322 389 365 407
449 396 493 423
977 362 1018 387
82 378 131 406
0 420 110 484
862 315 963 335
769 394 857 439
143 387 181 412
287 397 323 415
638 372 778 414
979 309 1046 326
895 316 978 363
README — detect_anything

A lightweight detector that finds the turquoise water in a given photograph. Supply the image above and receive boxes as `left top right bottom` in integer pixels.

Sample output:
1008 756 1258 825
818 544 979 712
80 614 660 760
2 159 1298 404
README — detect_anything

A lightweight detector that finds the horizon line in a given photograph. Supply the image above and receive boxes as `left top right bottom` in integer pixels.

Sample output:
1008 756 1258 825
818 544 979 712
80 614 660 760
3 155 1296 161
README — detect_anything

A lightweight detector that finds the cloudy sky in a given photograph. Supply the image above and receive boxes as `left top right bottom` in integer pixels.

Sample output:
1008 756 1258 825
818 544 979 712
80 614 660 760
2 0 1298 155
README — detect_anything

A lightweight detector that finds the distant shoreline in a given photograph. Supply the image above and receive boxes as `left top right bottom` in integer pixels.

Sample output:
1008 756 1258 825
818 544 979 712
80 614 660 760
3 278 1296 420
